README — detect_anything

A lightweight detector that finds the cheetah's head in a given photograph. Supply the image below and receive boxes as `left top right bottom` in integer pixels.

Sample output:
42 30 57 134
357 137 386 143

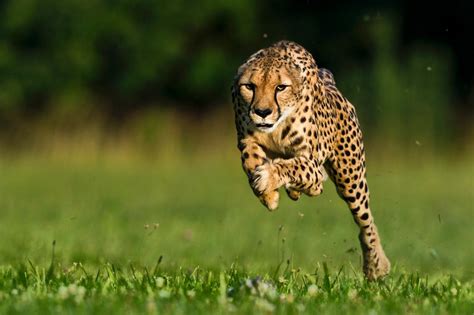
234 50 301 132
233 41 317 133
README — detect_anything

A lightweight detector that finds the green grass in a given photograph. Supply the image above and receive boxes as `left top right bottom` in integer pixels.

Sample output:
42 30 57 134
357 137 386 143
0 153 472 314
0 263 472 314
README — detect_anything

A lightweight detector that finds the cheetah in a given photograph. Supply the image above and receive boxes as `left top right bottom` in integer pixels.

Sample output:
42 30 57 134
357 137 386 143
231 40 390 280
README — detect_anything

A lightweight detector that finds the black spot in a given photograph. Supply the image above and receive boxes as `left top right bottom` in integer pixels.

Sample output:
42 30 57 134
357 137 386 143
346 196 356 203
360 213 369 220
356 192 361 199
305 96 309 102
281 126 291 140
359 181 364 189
351 144 356 151
300 117 306 123
292 137 304 146
306 173 310 180
351 206 360 214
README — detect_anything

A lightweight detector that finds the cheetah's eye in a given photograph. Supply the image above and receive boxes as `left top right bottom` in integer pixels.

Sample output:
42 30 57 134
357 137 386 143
241 83 255 91
276 85 288 92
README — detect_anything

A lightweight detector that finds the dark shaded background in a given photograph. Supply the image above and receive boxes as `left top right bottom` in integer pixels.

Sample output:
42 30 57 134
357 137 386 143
0 0 472 153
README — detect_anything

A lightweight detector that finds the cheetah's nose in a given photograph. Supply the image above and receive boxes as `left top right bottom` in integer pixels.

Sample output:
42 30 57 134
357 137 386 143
254 108 273 118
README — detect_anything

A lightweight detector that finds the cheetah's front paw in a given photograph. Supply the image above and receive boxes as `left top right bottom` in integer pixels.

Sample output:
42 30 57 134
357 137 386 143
259 191 280 211
252 163 282 211
252 163 282 193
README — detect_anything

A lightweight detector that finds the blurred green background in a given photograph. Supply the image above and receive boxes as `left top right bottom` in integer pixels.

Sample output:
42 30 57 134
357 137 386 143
0 1 472 278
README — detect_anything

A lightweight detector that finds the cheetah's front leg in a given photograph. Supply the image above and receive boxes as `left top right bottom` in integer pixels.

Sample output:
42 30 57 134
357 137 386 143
252 156 326 204
239 140 280 210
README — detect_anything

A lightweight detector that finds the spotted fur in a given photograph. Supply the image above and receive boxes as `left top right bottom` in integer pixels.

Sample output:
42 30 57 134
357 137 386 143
231 41 390 280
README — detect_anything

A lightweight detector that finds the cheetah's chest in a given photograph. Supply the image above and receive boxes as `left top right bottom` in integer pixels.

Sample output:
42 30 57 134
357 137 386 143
252 112 317 159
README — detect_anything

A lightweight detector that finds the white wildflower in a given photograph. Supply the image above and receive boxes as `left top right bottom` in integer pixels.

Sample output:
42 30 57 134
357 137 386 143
187 290 196 298
450 287 458 296
245 278 253 288
156 277 165 288
74 286 86 304
347 288 358 300
258 282 269 296
58 286 69 300
307 284 318 297
68 284 78 295
158 289 171 299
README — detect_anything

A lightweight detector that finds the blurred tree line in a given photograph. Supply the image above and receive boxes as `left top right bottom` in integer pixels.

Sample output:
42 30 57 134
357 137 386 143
0 0 472 147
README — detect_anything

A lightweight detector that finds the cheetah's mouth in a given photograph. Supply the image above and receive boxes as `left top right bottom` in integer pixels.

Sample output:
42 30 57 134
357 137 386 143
256 123 274 129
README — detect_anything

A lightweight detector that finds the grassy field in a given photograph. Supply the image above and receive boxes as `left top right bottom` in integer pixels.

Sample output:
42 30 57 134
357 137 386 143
0 152 472 314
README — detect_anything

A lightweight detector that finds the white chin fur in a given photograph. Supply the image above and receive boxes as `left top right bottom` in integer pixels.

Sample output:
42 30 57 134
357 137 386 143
256 108 294 133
